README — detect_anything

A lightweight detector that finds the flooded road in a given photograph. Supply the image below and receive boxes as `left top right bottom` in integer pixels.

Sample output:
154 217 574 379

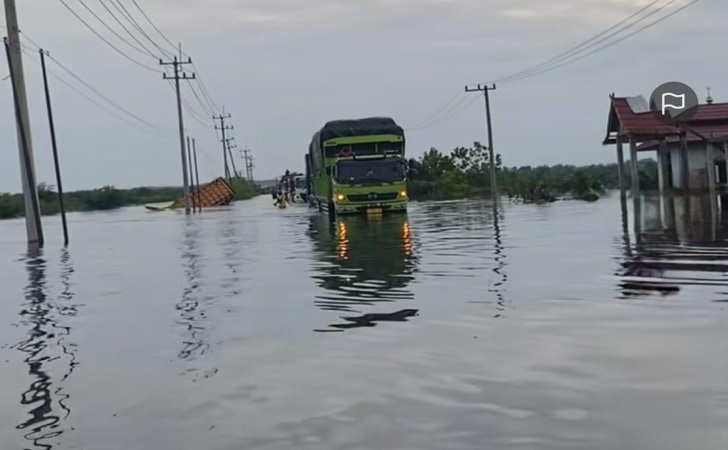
1 193 727 449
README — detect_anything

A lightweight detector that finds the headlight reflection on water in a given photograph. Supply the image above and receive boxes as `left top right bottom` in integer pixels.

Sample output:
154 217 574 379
335 219 413 261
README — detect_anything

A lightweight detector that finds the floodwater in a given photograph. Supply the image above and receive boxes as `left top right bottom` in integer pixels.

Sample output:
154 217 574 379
0 193 727 450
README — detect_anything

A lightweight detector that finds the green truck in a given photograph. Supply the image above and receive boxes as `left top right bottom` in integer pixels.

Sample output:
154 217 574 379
305 117 408 220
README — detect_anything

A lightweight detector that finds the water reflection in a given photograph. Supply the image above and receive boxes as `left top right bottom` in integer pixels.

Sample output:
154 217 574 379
13 248 79 449
491 202 507 317
618 193 728 298
307 214 419 332
219 213 242 298
176 219 209 361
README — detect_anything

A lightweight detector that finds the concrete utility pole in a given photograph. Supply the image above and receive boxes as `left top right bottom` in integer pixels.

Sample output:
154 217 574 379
224 138 239 178
186 135 196 212
243 148 254 182
160 44 195 215
213 112 233 179
465 83 498 197
40 49 68 245
242 148 249 180
192 138 201 211
4 0 44 247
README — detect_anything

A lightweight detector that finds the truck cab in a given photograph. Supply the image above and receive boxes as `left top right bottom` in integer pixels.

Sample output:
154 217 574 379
330 156 408 214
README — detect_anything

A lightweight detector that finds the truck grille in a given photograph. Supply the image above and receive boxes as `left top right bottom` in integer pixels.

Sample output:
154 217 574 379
347 192 398 202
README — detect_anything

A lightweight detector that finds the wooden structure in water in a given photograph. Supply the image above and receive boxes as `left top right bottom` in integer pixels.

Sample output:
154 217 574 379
145 177 235 211
190 177 235 207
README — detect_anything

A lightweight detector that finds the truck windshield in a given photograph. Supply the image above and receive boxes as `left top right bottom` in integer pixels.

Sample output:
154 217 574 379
336 159 404 184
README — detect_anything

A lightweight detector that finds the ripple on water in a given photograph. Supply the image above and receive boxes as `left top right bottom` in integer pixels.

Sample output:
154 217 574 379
1 194 728 450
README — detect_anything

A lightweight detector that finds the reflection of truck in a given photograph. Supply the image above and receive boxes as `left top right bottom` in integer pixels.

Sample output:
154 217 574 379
307 117 408 221
306 213 418 331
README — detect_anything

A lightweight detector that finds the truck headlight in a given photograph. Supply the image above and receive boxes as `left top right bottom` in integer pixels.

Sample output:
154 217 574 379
399 189 408 198
336 192 345 201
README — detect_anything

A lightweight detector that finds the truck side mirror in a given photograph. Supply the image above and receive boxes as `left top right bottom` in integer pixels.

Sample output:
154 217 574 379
325 167 332 175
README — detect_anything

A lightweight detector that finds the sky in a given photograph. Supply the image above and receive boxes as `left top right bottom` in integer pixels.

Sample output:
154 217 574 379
0 0 723 192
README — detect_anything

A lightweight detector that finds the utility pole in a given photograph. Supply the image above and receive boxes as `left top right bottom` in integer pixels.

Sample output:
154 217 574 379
160 43 195 215
248 155 255 184
225 137 239 179
4 0 43 247
192 138 201 212
186 135 196 213
213 112 233 180
465 83 498 197
40 49 68 245
243 148 253 182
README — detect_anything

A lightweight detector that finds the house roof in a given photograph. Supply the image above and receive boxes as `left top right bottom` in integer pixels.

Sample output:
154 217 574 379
638 123 728 151
603 94 728 147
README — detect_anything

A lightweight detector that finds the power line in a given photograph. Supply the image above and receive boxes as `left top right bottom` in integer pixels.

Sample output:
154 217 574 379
164 79 210 128
128 0 221 114
408 0 698 130
500 0 697 84
404 89 465 130
20 46 169 137
57 0 160 72
106 0 173 58
187 81 214 118
46 51 169 131
96 0 159 58
491 0 668 83
20 35 169 132
406 94 476 131
76 0 152 58
192 69 221 113
130 0 178 51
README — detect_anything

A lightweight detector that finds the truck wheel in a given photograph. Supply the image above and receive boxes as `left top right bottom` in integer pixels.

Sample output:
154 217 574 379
327 201 336 222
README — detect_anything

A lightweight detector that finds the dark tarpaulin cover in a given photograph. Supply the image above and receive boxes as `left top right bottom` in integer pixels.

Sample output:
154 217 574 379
318 117 404 142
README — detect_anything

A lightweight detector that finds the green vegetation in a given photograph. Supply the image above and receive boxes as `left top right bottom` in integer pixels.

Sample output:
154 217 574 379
229 177 256 200
0 179 258 220
407 142 658 203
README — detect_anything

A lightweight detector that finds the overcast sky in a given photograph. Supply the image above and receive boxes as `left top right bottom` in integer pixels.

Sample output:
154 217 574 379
0 0 722 192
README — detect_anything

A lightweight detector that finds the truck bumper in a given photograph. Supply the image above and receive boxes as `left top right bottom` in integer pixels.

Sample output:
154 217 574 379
334 200 407 215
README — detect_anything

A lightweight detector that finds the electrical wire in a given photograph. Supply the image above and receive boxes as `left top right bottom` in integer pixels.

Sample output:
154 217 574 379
405 93 475 131
106 0 173 59
46 52 170 131
491 0 668 83
78 0 154 59
20 33 167 132
403 89 465 130
192 70 221 113
406 96 479 132
500 0 697 84
409 0 698 130
166 80 213 128
130 0 179 52
129 0 221 113
95 0 159 59
57 0 160 72
187 81 214 118
20 46 169 137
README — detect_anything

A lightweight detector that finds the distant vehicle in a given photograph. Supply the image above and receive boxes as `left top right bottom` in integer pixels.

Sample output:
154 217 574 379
275 171 307 204
293 174 307 203
306 117 408 221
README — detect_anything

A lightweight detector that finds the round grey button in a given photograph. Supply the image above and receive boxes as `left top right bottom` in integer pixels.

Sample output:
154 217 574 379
649 81 698 125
